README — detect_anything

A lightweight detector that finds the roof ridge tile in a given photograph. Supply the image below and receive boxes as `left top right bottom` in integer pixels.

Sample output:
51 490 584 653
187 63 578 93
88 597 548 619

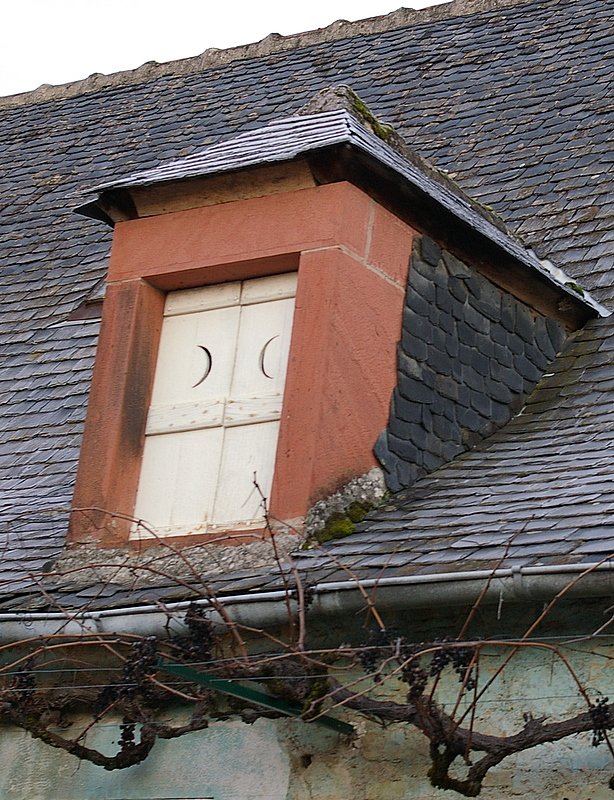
0 0 541 109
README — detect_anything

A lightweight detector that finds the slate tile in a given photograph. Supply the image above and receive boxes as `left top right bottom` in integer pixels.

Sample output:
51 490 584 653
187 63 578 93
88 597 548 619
3 0 614 600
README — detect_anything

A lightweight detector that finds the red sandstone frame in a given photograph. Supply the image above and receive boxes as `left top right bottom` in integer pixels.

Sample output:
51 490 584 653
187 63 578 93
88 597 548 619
70 181 414 545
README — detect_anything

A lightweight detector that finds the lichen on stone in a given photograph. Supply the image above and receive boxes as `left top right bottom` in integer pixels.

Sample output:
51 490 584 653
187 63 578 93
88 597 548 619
304 467 386 544
565 281 585 297
310 499 377 545
345 88 394 141
297 85 393 141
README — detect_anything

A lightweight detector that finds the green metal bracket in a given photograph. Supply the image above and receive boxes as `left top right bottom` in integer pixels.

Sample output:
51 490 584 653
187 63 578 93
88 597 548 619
157 659 354 735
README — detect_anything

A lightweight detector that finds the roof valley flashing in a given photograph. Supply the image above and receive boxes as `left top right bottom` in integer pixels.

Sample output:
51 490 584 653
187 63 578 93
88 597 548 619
69 87 608 546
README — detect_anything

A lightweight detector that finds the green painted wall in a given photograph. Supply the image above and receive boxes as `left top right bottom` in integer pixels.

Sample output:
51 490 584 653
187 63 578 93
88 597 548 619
2 603 614 799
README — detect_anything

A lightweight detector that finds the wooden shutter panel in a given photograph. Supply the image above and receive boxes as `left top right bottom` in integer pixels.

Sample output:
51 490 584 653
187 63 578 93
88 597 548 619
132 273 297 538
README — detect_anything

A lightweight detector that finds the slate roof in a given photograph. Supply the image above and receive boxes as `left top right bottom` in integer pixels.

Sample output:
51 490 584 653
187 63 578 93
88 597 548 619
91 107 605 315
1 0 614 602
314 315 614 578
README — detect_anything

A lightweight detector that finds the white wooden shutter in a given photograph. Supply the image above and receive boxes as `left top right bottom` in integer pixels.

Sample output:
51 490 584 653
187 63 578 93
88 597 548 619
132 273 297 538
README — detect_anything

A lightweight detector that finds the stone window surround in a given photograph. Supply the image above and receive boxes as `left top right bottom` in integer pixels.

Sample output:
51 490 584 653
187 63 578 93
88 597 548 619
69 181 413 547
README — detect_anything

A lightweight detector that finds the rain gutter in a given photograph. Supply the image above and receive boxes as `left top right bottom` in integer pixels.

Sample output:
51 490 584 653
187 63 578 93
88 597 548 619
1 562 613 643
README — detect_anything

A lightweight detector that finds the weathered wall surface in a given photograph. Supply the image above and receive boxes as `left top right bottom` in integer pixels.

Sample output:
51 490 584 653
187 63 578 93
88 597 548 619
2 633 613 800
376 237 569 491
0 718 293 800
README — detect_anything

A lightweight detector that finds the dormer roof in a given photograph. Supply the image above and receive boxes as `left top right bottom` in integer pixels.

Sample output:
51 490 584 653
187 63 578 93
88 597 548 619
81 103 607 325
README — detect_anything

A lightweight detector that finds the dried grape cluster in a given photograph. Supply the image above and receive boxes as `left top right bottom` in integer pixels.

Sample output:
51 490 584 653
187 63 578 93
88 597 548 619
174 604 214 662
399 639 428 699
94 636 158 717
290 583 315 611
358 629 427 696
11 661 35 703
403 662 429 699
429 641 477 690
451 647 476 690
357 631 476 699
589 697 611 747
358 627 400 676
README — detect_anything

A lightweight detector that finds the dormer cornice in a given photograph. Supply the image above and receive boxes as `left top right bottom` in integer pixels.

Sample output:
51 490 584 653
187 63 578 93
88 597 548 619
77 95 608 328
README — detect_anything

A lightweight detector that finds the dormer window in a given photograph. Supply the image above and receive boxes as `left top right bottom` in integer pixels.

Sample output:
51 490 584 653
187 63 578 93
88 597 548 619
70 178 410 546
70 102 593 548
133 273 296 538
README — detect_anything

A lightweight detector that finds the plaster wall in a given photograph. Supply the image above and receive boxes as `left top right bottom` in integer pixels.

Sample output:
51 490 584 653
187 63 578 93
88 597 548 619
2 640 613 800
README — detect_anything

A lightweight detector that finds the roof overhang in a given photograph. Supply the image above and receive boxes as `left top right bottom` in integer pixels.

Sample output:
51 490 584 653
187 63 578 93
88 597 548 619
76 109 609 328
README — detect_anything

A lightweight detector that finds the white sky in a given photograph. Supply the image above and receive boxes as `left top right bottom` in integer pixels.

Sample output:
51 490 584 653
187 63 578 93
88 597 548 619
1 0 449 98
